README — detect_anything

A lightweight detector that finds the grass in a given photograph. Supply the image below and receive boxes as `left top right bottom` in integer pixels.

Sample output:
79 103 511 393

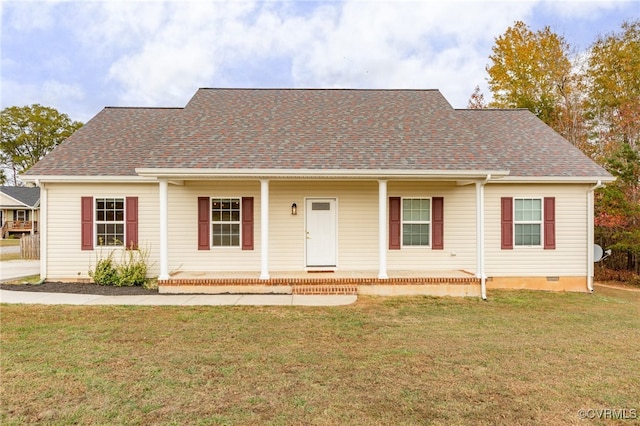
0 239 21 261
0 252 21 262
1 288 639 425
1 275 41 285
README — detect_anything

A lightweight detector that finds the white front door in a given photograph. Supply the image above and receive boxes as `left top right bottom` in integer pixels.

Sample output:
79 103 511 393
306 199 337 267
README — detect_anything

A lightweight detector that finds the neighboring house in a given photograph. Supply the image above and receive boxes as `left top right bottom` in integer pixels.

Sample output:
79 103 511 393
22 89 614 297
0 186 40 239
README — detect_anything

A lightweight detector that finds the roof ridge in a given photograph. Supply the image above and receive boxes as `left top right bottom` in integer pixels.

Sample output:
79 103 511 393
103 106 184 110
196 87 442 92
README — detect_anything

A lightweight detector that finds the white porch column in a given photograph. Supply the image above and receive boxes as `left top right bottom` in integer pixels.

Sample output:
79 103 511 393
159 179 169 280
260 179 270 280
476 179 487 300
378 180 388 279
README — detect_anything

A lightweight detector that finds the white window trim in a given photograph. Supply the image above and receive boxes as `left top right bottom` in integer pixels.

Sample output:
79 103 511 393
513 197 543 248
16 210 27 221
94 196 126 248
401 197 432 248
210 196 242 249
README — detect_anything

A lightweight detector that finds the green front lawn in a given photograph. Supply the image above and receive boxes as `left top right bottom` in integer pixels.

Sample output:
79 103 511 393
1 288 639 425
0 239 20 247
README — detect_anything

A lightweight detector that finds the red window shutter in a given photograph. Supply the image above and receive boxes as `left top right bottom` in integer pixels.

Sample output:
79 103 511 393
125 197 138 250
544 197 556 250
242 197 254 250
432 197 444 250
501 197 513 250
389 197 401 250
198 197 210 250
81 197 93 250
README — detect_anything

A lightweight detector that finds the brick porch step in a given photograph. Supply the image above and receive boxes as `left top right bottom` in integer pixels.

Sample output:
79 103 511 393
292 284 358 295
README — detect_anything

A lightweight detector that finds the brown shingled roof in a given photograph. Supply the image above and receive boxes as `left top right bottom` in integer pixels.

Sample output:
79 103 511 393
26 107 181 176
25 88 612 179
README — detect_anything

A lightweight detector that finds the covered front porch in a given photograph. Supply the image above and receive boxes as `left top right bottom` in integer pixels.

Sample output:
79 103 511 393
159 269 481 296
134 169 509 299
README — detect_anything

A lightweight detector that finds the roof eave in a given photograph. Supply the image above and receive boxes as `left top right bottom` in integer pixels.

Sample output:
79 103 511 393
134 168 511 181
497 176 616 184
21 175 159 184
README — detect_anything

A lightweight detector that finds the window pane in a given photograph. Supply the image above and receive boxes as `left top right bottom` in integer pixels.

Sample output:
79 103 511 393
212 222 240 247
420 200 430 221
515 199 524 221
531 199 541 221
515 224 541 246
516 198 542 222
403 224 430 246
95 197 125 246
312 202 330 211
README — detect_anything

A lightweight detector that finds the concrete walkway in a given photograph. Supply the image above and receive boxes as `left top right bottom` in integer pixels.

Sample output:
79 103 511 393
0 259 40 281
0 289 357 306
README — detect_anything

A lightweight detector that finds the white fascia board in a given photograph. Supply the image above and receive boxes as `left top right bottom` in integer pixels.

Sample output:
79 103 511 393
135 168 511 180
495 176 616 184
21 175 158 184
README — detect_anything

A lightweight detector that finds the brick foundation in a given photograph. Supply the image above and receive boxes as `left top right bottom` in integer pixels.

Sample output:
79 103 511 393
158 276 480 295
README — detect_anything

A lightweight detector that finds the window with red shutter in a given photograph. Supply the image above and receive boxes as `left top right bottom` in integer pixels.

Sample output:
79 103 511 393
432 197 444 250
389 197 401 250
81 197 93 250
125 197 138 250
544 197 556 249
197 197 210 250
501 197 514 250
241 197 254 250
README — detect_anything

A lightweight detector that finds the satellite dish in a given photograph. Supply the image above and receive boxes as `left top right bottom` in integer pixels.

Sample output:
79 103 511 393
594 245 604 262
594 244 605 262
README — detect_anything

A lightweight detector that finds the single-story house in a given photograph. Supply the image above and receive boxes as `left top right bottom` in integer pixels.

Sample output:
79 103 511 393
0 186 40 239
22 88 614 298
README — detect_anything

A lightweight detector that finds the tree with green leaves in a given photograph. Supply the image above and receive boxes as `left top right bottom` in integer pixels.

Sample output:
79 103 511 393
1 104 82 185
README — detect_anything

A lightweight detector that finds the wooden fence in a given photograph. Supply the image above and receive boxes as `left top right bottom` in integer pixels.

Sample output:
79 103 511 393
20 234 40 260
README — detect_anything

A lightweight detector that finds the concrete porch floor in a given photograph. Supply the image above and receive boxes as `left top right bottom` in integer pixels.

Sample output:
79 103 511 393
159 270 481 296
167 269 477 280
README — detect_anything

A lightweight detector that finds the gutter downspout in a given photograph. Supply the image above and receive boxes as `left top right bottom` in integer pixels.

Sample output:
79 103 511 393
476 174 491 300
587 180 603 292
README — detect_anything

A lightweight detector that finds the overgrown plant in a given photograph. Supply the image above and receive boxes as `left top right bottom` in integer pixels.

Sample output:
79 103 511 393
115 248 149 287
89 252 118 285
89 246 151 287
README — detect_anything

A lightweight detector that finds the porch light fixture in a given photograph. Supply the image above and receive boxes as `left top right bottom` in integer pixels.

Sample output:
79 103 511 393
291 203 297 215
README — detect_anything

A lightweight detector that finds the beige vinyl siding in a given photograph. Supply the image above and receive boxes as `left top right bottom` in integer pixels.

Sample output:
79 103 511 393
387 182 477 272
168 180 379 272
0 193 17 205
269 181 379 271
484 184 589 276
43 180 592 281
166 181 261 272
45 183 161 280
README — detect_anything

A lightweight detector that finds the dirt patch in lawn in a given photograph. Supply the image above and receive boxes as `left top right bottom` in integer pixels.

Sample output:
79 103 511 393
0 281 158 295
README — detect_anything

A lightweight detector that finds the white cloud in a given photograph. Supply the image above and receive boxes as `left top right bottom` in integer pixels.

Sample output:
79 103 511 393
3 1 58 31
538 0 632 19
1 79 87 120
4 0 633 115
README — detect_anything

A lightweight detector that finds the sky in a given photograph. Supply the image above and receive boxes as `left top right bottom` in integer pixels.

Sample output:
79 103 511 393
1 0 638 123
